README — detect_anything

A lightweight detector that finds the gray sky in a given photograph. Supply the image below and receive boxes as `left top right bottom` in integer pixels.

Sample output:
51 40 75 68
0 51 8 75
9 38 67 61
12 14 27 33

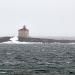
0 0 75 37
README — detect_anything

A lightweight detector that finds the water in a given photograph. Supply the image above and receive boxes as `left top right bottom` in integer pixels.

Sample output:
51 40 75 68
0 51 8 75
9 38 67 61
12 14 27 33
0 43 75 75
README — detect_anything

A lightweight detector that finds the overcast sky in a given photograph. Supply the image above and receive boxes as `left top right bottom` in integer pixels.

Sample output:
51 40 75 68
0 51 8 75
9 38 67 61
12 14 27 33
0 0 75 37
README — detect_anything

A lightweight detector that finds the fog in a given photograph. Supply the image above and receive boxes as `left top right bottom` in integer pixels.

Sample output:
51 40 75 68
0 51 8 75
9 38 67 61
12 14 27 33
0 0 75 37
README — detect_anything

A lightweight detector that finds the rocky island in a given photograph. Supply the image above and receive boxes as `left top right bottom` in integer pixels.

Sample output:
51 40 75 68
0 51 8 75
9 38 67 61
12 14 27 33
0 36 75 44
0 25 75 43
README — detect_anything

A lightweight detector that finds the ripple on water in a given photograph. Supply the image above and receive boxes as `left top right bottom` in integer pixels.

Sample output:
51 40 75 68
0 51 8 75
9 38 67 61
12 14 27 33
0 43 75 75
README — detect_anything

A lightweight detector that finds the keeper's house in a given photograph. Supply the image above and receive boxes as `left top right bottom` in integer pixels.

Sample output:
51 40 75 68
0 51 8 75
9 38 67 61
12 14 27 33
18 25 29 39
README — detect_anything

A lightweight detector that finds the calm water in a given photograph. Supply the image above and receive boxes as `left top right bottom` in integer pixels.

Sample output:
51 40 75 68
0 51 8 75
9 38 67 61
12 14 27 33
0 43 75 75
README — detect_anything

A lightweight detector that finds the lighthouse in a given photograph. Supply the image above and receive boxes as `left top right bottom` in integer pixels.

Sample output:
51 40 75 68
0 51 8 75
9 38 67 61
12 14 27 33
18 25 29 39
